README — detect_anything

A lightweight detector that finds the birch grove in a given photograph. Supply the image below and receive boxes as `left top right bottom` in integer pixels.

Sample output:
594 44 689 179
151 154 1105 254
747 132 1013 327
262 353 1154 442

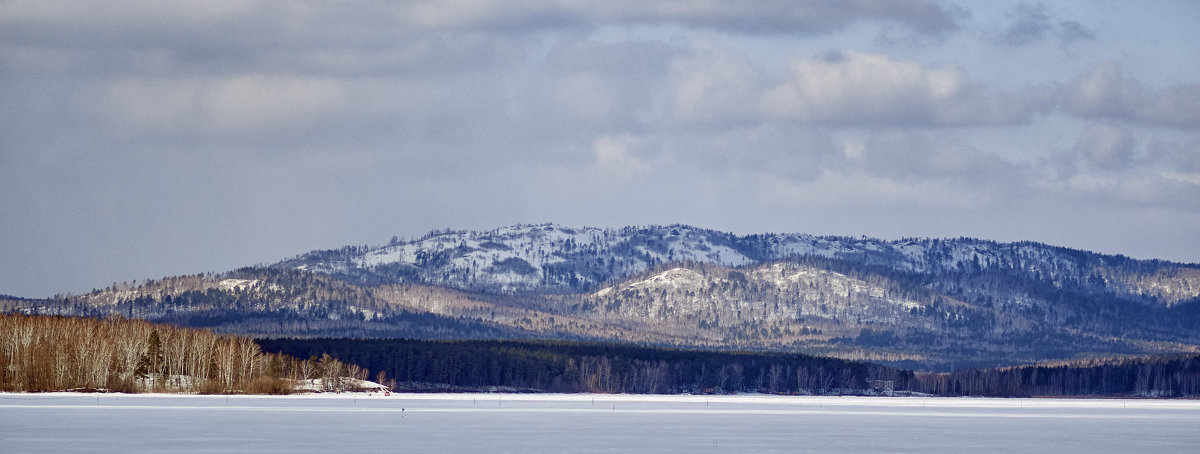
0 314 363 393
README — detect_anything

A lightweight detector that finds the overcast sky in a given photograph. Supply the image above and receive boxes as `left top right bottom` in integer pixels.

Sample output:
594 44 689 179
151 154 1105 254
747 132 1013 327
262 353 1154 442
3 1 1199 298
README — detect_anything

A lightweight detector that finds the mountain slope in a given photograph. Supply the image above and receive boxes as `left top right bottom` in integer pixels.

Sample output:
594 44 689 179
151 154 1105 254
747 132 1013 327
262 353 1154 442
567 260 1200 369
277 223 1200 308
9 223 1200 371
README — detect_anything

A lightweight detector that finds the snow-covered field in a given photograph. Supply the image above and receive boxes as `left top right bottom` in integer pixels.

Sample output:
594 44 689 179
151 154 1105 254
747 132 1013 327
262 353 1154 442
3 393 1199 453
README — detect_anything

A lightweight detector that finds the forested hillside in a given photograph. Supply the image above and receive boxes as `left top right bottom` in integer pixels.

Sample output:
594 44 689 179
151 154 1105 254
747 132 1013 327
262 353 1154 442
10 262 1200 371
559 260 1200 370
7 223 1200 371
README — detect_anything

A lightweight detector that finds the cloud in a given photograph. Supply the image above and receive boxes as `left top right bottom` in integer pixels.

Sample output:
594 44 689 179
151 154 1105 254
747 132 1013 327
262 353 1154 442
0 2 529 79
1047 129 1200 213
995 2 1095 47
591 133 647 176
1072 123 1135 171
997 3 1053 46
1146 138 1200 174
1054 171 1200 211
670 124 838 182
849 130 1021 183
1056 21 1095 44
765 51 985 125
398 0 963 37
1172 139 1200 173
102 75 346 136
1 0 966 58
4 0 1200 300
1064 62 1200 129
666 42 765 126
510 38 676 135
669 49 1053 127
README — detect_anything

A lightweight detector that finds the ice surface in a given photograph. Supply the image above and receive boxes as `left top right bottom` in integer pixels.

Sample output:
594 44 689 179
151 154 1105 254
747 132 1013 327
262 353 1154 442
3 393 1199 453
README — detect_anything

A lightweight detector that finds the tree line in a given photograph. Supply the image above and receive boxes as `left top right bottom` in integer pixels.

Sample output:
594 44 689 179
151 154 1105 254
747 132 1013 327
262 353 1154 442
261 337 1200 397
7 312 1196 397
915 354 1200 397
0 314 372 394
258 338 915 395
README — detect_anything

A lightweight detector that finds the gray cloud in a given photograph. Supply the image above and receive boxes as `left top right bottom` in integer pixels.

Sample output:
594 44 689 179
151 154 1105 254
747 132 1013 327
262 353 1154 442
997 2 1053 46
397 0 964 37
669 124 839 182
851 130 1023 185
1073 123 1135 171
1146 138 1200 174
1057 21 1096 44
665 42 766 127
0 1 959 42
1052 170 1200 212
508 38 677 137
995 2 1094 47
1064 62 1200 129
1174 139 1200 173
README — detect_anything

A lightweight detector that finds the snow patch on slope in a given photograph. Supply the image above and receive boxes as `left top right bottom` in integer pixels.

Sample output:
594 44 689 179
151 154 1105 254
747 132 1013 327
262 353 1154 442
218 279 259 292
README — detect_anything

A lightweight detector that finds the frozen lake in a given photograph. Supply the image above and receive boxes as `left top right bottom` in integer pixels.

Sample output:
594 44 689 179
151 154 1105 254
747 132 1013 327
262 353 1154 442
3 393 1199 453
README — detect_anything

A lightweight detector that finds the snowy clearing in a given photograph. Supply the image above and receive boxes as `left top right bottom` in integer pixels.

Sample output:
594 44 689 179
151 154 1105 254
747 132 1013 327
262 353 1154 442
2 393 1199 453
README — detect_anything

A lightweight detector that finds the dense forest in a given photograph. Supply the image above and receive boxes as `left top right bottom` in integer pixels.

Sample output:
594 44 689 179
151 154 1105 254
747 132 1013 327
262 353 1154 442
260 337 1200 398
259 338 917 395
921 354 1200 397
0 314 373 394
5 312 1198 397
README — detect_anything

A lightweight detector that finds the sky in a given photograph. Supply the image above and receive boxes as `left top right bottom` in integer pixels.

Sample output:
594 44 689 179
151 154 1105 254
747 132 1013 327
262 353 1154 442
2 1 1199 298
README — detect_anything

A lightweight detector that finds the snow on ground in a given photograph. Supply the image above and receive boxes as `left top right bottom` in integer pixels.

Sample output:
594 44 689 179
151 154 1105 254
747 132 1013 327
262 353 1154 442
3 393 1199 453
628 268 706 291
291 378 389 393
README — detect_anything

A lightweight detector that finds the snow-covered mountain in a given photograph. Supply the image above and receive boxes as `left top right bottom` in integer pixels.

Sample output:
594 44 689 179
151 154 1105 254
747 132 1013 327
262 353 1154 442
9 223 1200 371
279 223 1200 307
282 223 762 293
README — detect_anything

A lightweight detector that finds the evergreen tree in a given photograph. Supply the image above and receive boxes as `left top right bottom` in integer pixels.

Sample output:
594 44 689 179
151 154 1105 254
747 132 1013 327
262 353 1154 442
135 330 164 381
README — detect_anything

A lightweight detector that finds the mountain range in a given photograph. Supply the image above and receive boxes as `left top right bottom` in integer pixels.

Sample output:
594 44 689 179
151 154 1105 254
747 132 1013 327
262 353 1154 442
6 223 1200 371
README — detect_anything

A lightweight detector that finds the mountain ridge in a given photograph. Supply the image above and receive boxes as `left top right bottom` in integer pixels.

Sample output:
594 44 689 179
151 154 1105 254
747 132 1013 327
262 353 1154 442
7 222 1200 371
277 223 1200 305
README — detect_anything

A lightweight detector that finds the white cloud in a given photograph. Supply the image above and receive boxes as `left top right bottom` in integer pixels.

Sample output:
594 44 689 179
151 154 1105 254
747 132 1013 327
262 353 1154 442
769 51 1054 126
670 49 1052 127
591 133 647 176
765 51 967 124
